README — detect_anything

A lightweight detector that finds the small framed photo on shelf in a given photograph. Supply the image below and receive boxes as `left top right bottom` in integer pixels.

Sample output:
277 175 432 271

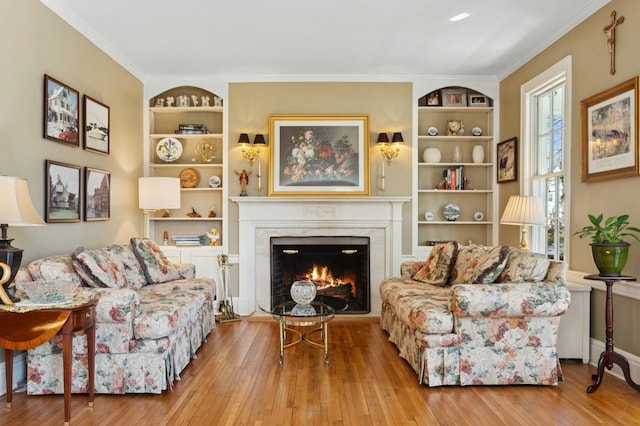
468 93 489 107
497 137 518 183
441 88 468 107
44 74 80 147
425 90 441 106
45 160 82 223
84 167 110 221
83 95 110 155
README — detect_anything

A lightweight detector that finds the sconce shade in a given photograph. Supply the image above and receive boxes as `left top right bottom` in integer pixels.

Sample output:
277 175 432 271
138 177 181 210
237 133 250 144
391 132 404 143
500 195 545 225
0 176 45 227
376 133 389 143
253 134 266 145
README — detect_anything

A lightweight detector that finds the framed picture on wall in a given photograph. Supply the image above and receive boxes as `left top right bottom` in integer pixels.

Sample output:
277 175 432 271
581 77 639 182
83 95 110 155
84 167 110 221
468 93 489 107
45 160 81 223
497 137 517 183
43 75 80 147
268 114 370 196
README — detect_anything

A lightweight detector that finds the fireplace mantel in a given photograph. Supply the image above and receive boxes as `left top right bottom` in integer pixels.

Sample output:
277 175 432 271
231 196 409 316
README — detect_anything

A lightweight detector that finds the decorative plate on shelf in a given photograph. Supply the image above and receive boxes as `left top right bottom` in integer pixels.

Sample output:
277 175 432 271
179 168 199 188
208 175 221 188
473 211 485 221
156 137 183 162
472 127 483 136
427 126 438 136
442 203 461 221
424 211 435 221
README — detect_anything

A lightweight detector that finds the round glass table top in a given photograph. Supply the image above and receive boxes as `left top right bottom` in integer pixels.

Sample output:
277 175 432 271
259 294 348 318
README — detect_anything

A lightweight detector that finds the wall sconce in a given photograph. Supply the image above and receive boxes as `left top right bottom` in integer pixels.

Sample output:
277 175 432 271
377 132 404 162
238 133 266 166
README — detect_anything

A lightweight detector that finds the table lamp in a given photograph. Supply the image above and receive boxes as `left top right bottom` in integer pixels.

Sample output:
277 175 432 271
138 177 181 238
500 195 545 251
0 176 46 304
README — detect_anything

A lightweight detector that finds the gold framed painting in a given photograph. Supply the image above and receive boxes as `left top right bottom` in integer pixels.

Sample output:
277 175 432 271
268 114 370 196
581 77 639 182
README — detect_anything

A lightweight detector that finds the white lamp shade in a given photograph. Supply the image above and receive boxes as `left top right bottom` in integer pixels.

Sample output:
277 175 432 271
500 195 545 225
0 176 45 226
138 177 181 210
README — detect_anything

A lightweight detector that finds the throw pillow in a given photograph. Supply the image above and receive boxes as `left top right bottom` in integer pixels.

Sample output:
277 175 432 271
496 249 550 283
412 241 459 286
71 246 128 289
130 237 181 284
449 245 511 285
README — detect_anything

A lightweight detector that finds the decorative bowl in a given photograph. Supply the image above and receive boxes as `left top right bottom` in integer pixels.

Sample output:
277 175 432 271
290 280 317 305
21 280 78 304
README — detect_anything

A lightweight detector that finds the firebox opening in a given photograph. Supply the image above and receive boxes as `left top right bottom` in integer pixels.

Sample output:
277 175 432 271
270 236 370 314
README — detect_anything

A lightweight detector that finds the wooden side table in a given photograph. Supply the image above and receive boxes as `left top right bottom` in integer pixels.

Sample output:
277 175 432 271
584 274 640 393
0 298 97 425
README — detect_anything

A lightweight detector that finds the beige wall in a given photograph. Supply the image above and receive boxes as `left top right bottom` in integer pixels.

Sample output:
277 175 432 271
227 82 414 254
499 0 640 355
0 0 143 263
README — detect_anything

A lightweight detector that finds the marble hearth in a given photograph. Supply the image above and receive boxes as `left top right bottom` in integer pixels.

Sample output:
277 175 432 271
231 197 409 316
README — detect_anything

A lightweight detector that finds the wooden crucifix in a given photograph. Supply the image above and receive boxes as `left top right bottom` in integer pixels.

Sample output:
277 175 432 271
604 10 624 75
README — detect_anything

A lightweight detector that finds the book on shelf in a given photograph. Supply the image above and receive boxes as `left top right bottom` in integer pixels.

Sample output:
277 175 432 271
442 166 465 190
171 234 207 245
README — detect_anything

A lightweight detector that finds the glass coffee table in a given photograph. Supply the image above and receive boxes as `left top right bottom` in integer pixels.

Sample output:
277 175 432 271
259 295 347 365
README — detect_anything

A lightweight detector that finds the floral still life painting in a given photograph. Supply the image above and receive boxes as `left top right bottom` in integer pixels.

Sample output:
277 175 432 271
269 115 369 196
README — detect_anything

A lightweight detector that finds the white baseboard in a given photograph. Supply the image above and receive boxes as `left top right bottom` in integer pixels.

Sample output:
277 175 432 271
0 351 26 397
589 338 640 383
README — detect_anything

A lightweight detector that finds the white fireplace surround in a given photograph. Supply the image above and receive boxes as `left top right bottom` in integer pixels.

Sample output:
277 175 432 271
231 197 409 316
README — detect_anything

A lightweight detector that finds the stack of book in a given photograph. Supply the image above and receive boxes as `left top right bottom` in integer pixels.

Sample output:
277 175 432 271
175 123 208 134
443 166 465 190
171 234 207 246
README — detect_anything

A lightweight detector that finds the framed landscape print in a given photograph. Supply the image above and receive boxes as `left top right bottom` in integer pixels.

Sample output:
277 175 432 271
85 167 110 221
581 77 639 182
83 95 110 154
44 75 80 147
497 137 517 183
45 160 81 223
268 114 369 196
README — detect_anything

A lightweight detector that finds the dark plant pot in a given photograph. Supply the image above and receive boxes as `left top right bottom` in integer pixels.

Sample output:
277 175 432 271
591 242 630 277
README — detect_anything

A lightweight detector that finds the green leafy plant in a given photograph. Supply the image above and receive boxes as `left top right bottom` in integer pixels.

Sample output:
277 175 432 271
574 214 640 244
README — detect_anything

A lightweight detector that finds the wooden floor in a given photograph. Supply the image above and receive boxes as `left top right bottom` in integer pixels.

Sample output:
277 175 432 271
1 317 639 425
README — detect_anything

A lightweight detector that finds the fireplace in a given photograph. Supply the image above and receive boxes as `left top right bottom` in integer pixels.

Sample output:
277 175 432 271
270 236 370 314
231 196 409 316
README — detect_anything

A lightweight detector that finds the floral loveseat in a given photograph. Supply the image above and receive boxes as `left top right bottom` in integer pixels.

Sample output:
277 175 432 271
13 238 216 394
380 242 570 386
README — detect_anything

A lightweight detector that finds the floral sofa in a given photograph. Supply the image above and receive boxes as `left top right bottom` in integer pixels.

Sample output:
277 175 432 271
380 242 570 386
13 238 217 394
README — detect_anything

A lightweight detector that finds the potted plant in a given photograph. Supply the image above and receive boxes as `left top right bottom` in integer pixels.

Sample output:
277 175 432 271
574 214 640 276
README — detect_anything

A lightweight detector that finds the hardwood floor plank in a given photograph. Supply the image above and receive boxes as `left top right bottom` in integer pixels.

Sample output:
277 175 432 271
1 317 640 425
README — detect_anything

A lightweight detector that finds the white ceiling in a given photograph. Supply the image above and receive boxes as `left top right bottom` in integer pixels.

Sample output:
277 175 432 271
42 0 609 82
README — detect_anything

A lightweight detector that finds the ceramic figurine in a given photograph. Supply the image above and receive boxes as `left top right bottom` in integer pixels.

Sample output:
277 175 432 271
165 96 174 107
235 169 251 196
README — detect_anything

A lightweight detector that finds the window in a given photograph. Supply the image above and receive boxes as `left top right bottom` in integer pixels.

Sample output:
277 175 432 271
520 57 572 260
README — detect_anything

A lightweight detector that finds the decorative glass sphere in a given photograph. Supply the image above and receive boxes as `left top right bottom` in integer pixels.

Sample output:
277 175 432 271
290 280 317 305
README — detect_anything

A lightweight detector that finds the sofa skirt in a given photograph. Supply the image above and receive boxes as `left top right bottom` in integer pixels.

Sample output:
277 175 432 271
381 302 563 386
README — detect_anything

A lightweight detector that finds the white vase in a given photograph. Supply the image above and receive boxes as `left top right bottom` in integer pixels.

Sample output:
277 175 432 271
472 145 485 163
423 147 441 163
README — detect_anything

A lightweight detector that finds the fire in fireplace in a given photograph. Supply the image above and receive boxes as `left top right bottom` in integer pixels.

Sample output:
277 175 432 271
270 236 370 314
